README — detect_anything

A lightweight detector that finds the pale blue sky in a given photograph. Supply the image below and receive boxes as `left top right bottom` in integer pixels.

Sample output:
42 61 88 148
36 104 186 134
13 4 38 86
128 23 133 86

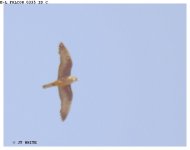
4 4 186 146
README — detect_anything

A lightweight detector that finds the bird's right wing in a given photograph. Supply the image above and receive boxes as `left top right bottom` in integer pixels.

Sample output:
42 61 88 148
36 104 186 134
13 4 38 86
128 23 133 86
58 42 72 80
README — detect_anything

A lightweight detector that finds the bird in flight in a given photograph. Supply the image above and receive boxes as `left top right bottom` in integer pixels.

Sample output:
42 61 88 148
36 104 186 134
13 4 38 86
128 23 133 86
42 42 77 121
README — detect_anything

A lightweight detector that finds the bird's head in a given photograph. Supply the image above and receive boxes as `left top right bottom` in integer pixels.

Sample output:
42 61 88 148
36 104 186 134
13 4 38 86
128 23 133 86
68 76 78 83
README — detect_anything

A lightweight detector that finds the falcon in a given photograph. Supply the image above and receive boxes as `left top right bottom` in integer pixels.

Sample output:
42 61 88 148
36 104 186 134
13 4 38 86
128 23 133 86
42 42 77 121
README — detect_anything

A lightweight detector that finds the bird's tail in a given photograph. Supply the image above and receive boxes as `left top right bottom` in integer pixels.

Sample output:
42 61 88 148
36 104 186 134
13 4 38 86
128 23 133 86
42 81 58 89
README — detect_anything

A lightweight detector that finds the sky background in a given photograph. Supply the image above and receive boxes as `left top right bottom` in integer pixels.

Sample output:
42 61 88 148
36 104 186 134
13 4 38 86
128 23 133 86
4 4 186 146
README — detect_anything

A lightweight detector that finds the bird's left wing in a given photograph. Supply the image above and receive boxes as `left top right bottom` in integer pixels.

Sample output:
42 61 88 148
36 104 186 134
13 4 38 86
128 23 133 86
58 85 73 121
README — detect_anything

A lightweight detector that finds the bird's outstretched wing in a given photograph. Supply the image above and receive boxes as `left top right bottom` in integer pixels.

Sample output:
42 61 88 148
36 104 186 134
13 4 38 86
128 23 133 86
58 85 73 121
58 42 73 121
58 42 73 79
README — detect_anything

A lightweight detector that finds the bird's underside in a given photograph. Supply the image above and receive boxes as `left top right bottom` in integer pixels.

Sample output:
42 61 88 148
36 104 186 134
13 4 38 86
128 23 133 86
43 42 77 121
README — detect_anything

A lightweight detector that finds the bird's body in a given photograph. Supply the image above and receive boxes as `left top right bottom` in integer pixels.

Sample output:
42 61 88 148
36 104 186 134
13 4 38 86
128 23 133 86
43 42 77 121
